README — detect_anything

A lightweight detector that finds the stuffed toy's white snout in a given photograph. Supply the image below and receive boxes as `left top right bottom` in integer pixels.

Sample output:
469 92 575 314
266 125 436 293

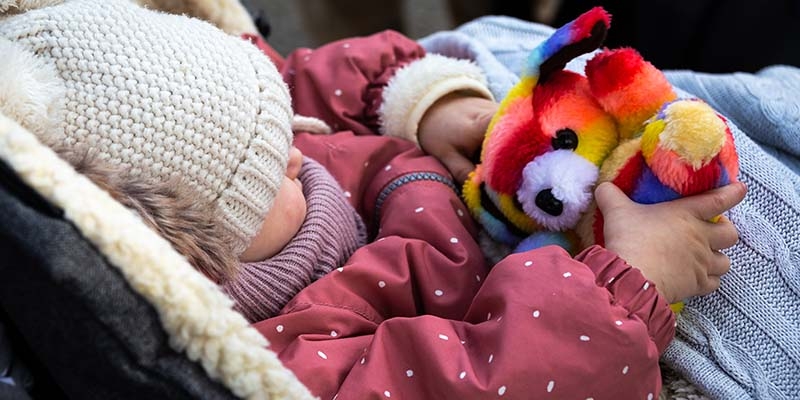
516 150 599 231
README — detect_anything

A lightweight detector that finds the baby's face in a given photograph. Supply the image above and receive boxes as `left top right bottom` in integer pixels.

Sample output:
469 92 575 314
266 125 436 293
239 146 307 262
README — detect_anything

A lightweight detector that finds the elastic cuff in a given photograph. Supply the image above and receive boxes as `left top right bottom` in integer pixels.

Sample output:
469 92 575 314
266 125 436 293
378 54 494 144
576 245 677 354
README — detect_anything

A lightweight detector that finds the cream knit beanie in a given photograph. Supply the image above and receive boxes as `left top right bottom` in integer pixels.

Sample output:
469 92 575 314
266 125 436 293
0 0 293 256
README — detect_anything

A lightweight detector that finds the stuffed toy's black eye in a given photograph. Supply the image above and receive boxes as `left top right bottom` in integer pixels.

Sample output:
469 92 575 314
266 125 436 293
552 129 578 150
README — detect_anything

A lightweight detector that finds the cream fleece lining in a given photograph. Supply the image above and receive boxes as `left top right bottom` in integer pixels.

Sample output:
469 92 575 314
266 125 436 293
0 112 316 400
379 53 494 144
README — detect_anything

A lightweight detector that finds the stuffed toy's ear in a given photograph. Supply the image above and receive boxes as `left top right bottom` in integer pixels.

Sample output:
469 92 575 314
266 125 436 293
0 0 62 15
0 38 65 145
585 48 677 140
527 6 610 81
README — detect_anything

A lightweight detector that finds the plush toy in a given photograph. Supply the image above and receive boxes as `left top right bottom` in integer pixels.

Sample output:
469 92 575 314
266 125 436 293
463 6 739 269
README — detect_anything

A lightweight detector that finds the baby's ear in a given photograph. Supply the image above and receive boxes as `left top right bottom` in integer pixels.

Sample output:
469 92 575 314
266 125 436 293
0 38 65 146
0 0 63 15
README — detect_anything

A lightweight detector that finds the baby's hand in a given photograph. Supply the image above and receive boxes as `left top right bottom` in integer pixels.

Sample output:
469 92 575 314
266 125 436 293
418 92 498 184
595 182 747 304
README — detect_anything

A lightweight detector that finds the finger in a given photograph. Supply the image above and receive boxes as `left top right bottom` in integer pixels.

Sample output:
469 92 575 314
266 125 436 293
706 218 740 250
474 105 496 133
594 182 632 214
708 250 731 277
681 182 747 221
699 275 722 296
443 153 477 185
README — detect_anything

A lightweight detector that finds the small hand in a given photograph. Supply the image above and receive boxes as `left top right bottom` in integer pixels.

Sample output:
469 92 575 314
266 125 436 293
595 182 747 304
417 92 498 184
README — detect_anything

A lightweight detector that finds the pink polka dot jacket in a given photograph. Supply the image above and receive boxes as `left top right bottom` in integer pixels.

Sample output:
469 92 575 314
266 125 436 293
249 31 676 400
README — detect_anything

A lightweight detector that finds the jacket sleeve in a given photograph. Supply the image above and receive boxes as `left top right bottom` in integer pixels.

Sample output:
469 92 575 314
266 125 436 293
255 136 676 400
280 30 493 141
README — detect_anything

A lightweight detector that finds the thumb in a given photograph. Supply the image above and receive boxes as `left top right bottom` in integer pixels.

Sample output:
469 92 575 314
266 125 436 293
594 182 632 214
679 181 748 221
443 153 477 185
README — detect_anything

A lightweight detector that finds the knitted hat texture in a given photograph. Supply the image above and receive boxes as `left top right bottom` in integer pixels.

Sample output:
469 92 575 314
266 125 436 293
0 0 293 256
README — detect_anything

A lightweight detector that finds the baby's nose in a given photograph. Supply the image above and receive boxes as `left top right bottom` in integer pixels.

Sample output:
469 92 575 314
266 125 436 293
286 146 303 180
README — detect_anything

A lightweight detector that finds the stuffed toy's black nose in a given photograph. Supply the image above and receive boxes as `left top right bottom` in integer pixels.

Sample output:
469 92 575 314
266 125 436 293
535 189 563 216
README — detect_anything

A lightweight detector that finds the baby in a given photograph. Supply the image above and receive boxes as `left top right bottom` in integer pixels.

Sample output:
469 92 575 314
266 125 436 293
0 0 744 398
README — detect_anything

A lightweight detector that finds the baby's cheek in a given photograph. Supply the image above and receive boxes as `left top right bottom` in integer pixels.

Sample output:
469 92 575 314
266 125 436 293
280 178 308 231
240 178 307 262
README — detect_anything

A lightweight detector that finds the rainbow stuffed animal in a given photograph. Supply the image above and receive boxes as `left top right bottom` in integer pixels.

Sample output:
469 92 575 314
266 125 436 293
463 7 739 266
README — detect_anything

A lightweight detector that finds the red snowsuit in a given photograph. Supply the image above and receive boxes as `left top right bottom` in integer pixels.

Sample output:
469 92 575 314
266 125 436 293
246 31 676 400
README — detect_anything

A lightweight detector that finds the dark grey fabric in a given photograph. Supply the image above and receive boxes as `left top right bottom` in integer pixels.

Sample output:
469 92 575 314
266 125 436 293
0 319 33 400
0 383 33 400
0 160 239 400
1 307 64 399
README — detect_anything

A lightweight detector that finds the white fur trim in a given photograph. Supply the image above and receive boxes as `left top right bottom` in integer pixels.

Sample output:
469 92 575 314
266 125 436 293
0 38 65 143
517 150 598 231
0 113 316 400
378 54 493 144
292 114 332 135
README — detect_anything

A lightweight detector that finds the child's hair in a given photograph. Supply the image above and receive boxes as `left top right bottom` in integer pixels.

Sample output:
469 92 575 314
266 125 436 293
58 146 239 283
